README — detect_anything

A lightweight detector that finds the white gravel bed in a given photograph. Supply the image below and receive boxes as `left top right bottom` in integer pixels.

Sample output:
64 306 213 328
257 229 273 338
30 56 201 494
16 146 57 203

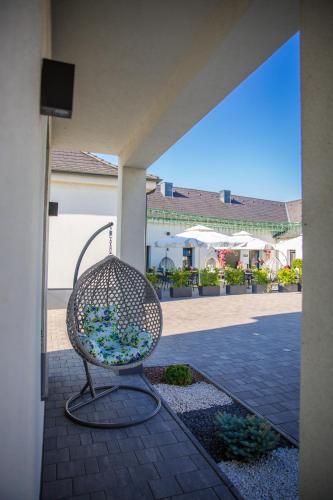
154 381 233 413
219 447 299 500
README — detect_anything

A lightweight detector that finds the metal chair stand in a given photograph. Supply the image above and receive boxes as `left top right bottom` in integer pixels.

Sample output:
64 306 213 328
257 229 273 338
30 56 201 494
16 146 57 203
65 361 161 429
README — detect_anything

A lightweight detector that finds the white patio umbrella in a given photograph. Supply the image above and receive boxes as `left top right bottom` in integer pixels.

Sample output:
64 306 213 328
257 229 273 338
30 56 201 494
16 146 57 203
154 225 230 283
216 231 275 250
176 225 232 247
154 235 206 249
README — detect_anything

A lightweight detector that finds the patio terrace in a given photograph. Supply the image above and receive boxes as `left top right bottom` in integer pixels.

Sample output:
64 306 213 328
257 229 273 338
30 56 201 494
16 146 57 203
43 292 301 498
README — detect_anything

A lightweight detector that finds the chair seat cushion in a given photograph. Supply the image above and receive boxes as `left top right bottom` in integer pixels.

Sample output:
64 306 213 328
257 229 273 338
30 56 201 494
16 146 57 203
78 306 154 366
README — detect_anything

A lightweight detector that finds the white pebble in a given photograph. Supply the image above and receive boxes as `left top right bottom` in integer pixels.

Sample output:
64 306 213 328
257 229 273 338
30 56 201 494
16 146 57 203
154 382 233 413
219 447 299 499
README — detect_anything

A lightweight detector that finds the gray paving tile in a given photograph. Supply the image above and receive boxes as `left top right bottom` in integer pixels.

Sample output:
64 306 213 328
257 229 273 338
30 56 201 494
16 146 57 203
57 460 85 479
155 456 197 478
42 478 72 499
176 469 221 493
149 477 183 498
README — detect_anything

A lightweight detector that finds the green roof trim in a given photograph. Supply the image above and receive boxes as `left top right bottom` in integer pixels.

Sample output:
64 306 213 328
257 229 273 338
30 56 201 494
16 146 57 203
147 208 302 234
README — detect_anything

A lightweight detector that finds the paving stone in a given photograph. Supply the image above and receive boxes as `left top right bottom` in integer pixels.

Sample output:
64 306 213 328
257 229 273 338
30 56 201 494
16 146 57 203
41 478 72 499
44 447 70 465
42 464 57 482
149 477 183 498
44 437 57 451
135 447 164 464
176 469 221 493
172 488 219 499
70 442 108 460
155 456 197 478
159 441 197 460
57 460 85 479
128 463 159 483
98 452 139 470
84 457 100 474
57 434 81 449
266 410 298 425
73 471 116 495
117 436 145 452
213 484 236 500
90 492 106 500
142 431 178 448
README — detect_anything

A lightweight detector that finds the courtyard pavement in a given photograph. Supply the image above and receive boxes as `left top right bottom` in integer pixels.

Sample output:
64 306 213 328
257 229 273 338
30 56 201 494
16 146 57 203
43 292 301 499
150 292 301 442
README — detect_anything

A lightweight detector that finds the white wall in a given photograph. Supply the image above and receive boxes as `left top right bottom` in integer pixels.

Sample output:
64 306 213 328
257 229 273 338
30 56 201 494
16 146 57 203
275 236 303 266
48 214 117 288
0 1 49 498
51 173 118 215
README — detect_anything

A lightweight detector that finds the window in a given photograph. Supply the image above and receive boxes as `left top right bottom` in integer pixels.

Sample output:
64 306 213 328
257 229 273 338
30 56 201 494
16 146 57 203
182 247 193 268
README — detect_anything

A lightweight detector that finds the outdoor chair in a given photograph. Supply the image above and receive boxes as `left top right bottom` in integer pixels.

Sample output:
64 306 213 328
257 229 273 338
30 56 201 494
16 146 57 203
65 223 162 428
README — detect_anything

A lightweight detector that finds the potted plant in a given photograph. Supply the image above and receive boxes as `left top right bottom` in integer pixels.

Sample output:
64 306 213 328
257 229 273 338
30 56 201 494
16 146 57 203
251 268 270 294
224 266 247 295
291 258 302 291
277 266 299 292
198 268 220 296
146 270 162 300
170 269 192 298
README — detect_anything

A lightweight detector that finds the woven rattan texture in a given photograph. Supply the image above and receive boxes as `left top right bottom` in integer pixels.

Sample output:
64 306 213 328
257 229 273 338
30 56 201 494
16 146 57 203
67 255 162 369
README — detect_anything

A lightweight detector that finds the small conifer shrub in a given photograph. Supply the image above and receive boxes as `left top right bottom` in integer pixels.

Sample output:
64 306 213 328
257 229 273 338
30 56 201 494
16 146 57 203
215 412 279 461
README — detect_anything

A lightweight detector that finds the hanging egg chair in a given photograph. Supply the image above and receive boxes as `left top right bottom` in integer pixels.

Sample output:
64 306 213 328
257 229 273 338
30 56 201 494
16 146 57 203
65 222 162 428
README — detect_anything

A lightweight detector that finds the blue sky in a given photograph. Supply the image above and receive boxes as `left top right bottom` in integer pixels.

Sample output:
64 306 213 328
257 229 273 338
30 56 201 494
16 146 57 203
97 33 301 202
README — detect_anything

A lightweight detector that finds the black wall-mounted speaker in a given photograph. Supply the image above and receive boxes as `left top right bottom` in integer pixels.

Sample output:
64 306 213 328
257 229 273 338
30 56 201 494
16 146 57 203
41 59 75 118
49 202 59 217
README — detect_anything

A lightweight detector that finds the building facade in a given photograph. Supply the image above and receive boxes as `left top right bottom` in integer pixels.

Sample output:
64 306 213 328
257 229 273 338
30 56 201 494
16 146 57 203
49 151 302 289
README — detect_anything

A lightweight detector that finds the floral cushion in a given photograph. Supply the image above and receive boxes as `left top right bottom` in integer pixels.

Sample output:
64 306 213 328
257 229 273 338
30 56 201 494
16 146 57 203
83 305 119 334
78 305 153 366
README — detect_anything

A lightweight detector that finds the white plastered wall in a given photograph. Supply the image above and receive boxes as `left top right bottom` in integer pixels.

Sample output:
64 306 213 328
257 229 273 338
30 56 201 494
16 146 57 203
0 1 50 498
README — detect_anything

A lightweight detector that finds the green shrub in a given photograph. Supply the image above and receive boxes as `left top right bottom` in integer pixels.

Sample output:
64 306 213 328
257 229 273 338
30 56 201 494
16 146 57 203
215 412 279 462
251 268 270 285
224 266 245 285
170 269 190 288
291 258 302 270
146 271 160 288
291 259 303 282
165 364 193 386
200 268 220 286
277 267 298 285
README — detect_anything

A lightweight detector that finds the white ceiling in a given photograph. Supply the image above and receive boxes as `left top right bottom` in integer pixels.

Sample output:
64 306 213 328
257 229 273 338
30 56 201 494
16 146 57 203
51 0 299 168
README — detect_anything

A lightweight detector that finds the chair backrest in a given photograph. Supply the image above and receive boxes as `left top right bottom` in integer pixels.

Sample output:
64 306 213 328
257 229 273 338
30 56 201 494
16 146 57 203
67 254 163 369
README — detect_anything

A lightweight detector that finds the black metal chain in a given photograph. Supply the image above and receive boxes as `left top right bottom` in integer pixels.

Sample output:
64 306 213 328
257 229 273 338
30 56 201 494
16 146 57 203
109 224 113 255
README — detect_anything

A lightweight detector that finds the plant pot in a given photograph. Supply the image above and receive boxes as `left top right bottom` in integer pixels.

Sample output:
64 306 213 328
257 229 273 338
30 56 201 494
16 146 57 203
198 285 220 297
226 284 247 295
278 284 299 293
298 283 302 292
170 287 192 298
252 284 268 294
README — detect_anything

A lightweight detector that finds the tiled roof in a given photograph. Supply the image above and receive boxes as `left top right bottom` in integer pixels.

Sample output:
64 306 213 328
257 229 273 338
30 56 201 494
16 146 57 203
51 150 158 180
147 185 297 223
286 199 302 223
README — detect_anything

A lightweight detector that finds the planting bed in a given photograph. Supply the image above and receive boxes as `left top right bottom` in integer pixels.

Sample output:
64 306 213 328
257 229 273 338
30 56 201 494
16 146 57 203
144 365 299 500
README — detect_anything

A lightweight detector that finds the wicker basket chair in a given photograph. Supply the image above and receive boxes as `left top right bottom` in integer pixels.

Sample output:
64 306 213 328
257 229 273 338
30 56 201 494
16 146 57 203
65 223 162 428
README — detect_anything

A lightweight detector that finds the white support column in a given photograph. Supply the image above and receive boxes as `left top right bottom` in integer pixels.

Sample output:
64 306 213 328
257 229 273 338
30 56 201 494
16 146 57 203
116 165 147 272
300 1 333 497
